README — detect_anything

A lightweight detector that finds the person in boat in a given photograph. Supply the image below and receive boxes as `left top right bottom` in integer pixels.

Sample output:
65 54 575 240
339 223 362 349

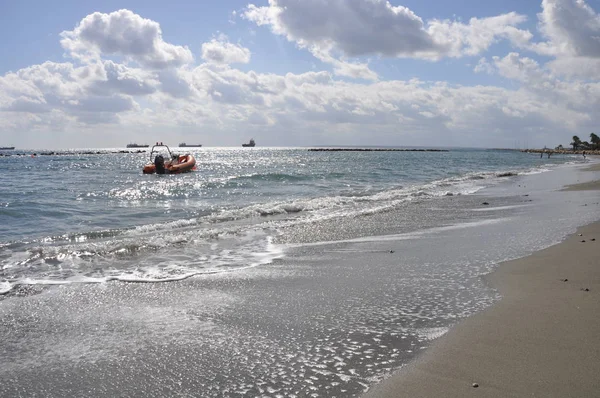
154 154 166 174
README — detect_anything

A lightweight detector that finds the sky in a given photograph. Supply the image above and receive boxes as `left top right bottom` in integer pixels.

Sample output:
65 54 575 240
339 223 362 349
1 0 599 149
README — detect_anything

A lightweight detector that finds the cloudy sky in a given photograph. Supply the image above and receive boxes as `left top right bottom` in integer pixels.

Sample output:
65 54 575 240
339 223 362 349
1 0 599 149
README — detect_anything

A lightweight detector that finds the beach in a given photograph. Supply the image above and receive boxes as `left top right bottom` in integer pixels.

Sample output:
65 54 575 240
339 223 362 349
365 173 600 397
1 150 599 397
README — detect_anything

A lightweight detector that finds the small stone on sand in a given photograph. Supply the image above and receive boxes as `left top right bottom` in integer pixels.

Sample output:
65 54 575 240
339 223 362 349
472 383 479 388
581 240 586 243
482 202 489 205
562 279 568 282
578 234 583 236
581 288 590 292
591 238 596 241
389 250 395 253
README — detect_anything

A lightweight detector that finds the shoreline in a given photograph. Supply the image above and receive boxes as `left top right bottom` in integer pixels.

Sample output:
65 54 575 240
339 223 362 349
2 158 599 396
364 178 600 397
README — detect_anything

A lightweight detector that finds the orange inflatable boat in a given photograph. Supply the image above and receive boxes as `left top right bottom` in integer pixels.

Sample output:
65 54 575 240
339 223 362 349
143 144 197 174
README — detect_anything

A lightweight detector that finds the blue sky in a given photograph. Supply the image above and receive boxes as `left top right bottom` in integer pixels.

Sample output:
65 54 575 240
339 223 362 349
0 0 543 82
0 0 599 148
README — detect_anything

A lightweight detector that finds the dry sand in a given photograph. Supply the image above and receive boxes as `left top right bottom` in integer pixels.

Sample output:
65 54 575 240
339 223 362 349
365 174 600 397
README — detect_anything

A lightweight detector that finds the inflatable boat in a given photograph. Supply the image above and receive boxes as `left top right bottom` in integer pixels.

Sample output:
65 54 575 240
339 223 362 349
143 143 197 174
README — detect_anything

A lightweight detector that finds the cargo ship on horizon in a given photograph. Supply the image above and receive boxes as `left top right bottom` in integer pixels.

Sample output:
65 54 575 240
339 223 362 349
242 138 255 147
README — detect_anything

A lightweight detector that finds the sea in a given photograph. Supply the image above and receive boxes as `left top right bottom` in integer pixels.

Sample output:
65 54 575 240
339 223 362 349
0 147 598 397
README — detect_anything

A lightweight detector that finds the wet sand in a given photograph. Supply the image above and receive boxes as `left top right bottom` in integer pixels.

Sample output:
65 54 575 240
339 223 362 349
365 193 600 396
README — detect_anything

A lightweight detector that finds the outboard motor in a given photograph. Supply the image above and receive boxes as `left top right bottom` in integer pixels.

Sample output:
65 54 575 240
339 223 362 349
154 154 166 174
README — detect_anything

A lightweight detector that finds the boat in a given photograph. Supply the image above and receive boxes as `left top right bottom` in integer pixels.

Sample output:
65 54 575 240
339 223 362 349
242 138 256 147
143 143 196 174
127 143 149 148
0 147 15 150
179 143 202 147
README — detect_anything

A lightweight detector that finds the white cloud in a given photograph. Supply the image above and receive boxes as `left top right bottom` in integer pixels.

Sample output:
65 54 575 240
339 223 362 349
243 0 532 71
528 0 600 78
308 46 378 81
244 0 439 57
91 61 158 96
2 51 599 147
60 9 193 69
534 0 600 57
0 60 146 126
201 38 251 64
492 53 547 83
427 13 532 57
1 5 600 148
474 57 495 74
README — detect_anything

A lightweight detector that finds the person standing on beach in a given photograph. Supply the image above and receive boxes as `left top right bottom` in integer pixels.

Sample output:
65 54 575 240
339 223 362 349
583 151 586 160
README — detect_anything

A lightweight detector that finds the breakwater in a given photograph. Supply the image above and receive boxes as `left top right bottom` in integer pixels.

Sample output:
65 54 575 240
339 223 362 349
0 150 148 157
308 148 448 152
521 149 599 155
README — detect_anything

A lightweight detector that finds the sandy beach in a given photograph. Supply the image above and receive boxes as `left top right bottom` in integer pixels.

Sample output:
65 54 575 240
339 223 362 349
365 178 600 397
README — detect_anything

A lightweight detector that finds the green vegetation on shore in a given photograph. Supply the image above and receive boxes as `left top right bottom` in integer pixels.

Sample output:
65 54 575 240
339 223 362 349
524 133 600 155
569 133 599 151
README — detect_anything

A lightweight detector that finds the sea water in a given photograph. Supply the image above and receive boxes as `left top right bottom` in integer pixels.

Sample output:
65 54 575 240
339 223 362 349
0 147 598 396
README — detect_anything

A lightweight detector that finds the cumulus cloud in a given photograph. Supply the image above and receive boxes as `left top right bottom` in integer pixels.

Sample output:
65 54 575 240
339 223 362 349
474 57 495 74
243 0 532 70
60 9 193 69
534 0 600 57
3 49 599 146
493 53 547 83
2 5 600 148
308 46 378 80
0 60 146 127
528 0 600 78
91 61 158 96
244 0 439 57
201 37 251 64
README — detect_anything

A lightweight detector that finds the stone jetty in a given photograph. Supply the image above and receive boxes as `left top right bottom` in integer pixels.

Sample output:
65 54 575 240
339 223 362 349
0 150 148 157
521 149 600 155
308 148 448 152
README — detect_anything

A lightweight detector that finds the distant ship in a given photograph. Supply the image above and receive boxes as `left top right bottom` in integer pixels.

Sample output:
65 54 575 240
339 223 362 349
0 146 15 150
126 143 149 148
179 143 202 147
242 138 256 147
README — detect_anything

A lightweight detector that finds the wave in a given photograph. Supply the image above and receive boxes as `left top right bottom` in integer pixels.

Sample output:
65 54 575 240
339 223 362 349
3 162 547 256
0 160 556 293
234 172 317 183
1 234 284 295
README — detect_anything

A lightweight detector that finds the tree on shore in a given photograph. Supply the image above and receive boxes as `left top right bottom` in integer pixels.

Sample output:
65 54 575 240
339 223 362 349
591 133 599 149
571 135 582 150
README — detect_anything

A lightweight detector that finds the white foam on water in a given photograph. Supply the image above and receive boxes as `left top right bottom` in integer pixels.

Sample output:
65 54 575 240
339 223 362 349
414 327 449 341
0 281 13 294
285 218 509 249
1 234 285 291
